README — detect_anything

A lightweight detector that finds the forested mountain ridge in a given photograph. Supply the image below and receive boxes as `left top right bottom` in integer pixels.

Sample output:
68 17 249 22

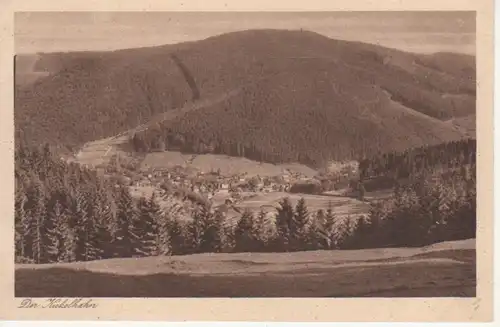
15 29 475 165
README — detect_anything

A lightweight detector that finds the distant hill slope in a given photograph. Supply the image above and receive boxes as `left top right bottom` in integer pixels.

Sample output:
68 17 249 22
14 54 50 87
15 29 475 164
141 59 468 165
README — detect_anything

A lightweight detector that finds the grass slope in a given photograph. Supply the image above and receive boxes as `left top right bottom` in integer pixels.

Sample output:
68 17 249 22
16 29 475 163
16 239 475 297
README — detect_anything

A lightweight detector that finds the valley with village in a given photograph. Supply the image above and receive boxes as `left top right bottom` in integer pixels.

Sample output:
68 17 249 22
72 131 370 227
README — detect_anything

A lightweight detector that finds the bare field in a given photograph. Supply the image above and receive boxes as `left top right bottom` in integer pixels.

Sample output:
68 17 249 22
127 187 370 224
15 239 475 297
71 134 132 167
141 151 195 170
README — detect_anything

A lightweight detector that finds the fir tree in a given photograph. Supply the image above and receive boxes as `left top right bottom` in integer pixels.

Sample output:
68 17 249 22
135 194 163 257
316 209 326 227
464 173 477 238
235 209 257 252
253 210 269 250
291 198 309 251
147 194 170 255
72 190 101 262
49 199 69 262
86 199 112 261
156 214 172 256
26 177 58 263
367 201 384 247
161 197 185 254
220 217 236 253
197 203 223 253
358 181 366 201
135 196 153 256
447 173 476 240
14 192 27 260
59 214 77 263
113 187 137 258
422 180 448 243
323 204 337 249
337 216 356 249
351 215 370 249
34 197 58 263
22 177 44 260
92 194 114 259
275 197 294 251
167 216 186 255
307 211 328 250
187 206 206 253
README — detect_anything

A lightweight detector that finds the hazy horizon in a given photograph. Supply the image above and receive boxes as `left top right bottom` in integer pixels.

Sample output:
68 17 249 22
15 11 475 55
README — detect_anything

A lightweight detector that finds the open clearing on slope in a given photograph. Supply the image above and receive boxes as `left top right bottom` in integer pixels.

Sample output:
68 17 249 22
72 134 131 167
140 151 318 177
16 239 475 297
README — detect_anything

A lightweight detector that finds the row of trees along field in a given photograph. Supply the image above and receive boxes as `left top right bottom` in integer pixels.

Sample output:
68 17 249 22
130 130 476 171
131 126 352 167
15 139 475 263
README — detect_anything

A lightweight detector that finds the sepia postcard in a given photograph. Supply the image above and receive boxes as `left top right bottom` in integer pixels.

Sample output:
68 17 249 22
0 0 494 323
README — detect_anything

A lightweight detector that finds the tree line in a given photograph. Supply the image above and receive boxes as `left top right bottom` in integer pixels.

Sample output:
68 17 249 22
130 127 320 166
359 138 476 181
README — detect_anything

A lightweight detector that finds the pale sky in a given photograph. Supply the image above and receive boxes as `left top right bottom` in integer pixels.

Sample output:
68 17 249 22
15 11 475 55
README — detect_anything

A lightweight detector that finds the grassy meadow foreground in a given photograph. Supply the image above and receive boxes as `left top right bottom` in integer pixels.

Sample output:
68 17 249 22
16 239 475 297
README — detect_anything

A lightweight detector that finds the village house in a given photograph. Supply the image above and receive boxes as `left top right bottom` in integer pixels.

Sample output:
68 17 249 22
263 186 273 193
135 180 150 187
217 188 229 195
